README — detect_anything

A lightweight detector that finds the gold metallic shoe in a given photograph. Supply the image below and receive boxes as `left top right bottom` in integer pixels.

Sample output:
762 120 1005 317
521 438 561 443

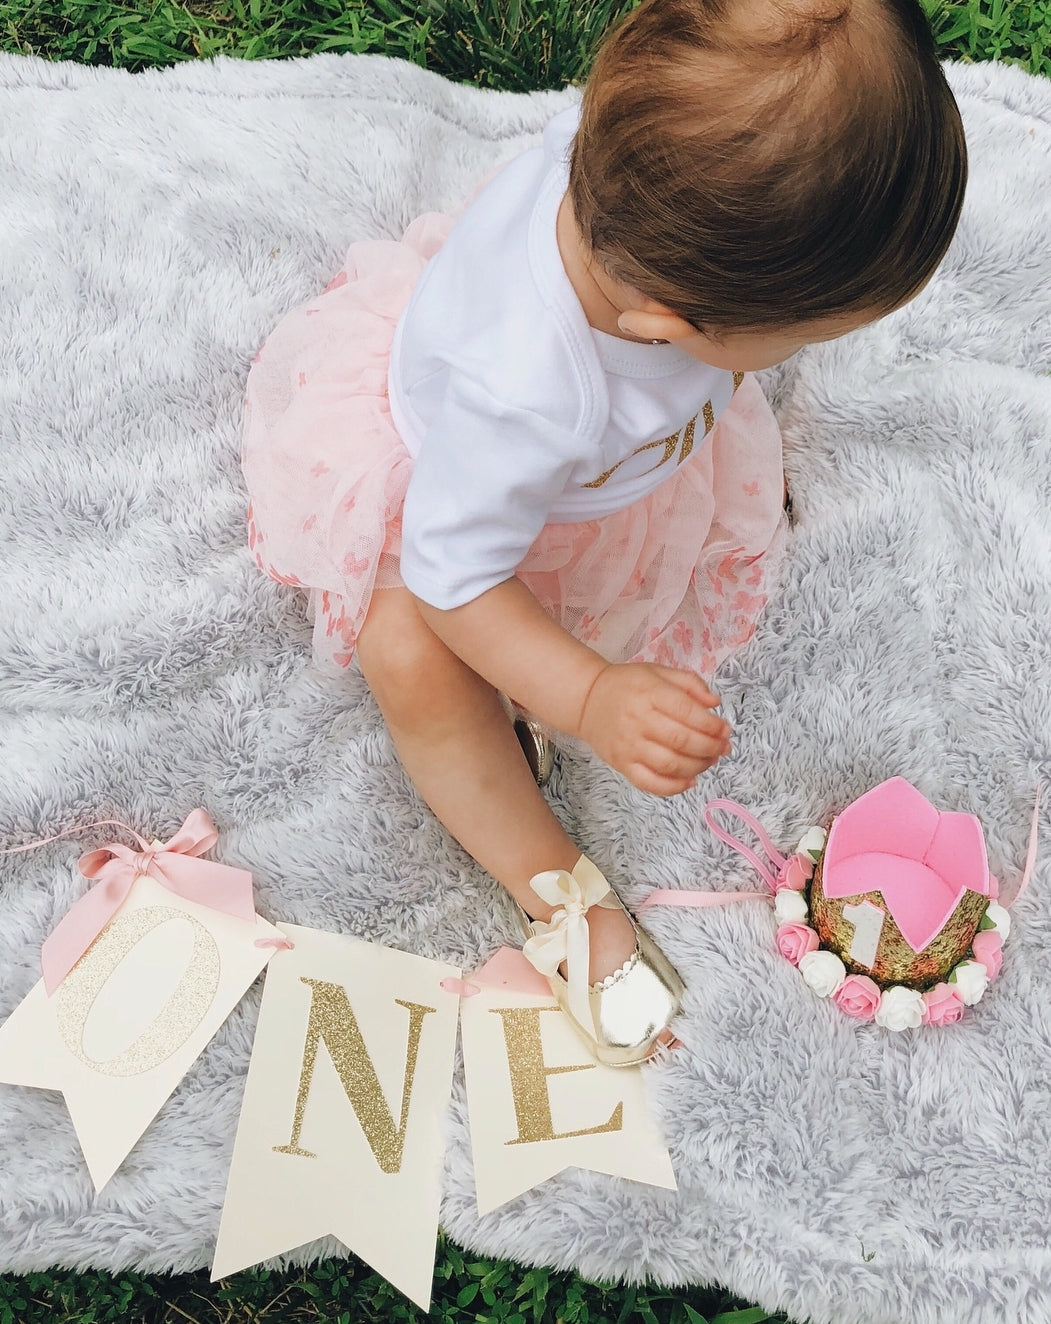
519 855 685 1067
512 713 554 788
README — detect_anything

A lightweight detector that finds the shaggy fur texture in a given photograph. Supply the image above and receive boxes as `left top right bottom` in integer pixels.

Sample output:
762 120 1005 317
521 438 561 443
1 49 1050 1324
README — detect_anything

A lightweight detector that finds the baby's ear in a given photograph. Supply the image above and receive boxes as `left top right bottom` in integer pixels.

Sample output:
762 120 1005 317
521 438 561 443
616 305 695 343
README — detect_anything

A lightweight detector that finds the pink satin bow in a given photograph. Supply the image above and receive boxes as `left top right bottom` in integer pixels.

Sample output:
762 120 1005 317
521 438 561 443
39 809 256 995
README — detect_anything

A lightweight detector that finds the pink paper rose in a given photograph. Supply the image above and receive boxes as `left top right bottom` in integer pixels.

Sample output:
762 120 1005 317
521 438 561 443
776 922 820 966
833 974 881 1022
777 853 815 891
922 982 966 1026
971 930 1003 980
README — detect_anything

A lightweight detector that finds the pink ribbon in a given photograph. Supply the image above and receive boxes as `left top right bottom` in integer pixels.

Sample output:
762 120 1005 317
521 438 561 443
439 977 480 998
255 936 295 952
6 810 258 995
1006 787 1042 910
637 887 770 910
638 799 785 911
703 799 789 891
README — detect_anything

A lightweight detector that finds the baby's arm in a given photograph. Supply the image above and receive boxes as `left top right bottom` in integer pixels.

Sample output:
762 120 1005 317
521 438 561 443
415 577 731 796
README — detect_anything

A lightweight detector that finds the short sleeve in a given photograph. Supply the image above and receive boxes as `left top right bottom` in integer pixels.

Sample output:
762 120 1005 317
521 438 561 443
400 374 581 610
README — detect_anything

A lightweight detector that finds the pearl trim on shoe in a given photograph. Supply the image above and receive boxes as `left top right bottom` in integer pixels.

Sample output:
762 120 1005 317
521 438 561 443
518 856 685 1067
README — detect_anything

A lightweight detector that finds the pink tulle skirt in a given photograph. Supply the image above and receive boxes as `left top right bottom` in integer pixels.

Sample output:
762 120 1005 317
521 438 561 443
242 213 787 677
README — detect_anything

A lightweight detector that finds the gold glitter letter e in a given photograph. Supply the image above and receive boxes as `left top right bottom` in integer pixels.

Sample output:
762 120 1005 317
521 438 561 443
492 1006 623 1145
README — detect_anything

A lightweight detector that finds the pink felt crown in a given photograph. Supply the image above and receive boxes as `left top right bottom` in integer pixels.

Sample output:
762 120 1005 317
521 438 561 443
637 777 1041 1029
822 777 993 954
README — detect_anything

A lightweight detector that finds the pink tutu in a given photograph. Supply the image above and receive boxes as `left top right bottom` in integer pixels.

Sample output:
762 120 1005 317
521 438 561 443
242 213 786 677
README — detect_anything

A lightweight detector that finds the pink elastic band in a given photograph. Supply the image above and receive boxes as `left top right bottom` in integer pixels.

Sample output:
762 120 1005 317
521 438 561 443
255 936 295 952
637 889 770 911
703 799 789 893
1006 787 1042 910
638 799 789 912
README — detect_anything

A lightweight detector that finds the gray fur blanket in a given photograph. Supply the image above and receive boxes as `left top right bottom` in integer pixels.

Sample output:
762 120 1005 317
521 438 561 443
1 48 1050 1324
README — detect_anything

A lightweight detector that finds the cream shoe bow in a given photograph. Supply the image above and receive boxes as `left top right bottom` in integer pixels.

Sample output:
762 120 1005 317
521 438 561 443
520 855 620 1037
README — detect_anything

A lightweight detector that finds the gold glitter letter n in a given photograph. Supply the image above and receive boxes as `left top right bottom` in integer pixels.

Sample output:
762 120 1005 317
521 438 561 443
273 979 436 1175
492 1006 623 1146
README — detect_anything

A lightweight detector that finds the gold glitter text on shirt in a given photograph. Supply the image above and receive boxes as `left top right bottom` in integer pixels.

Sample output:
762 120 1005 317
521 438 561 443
582 405 720 488
490 1005 623 1145
273 979 435 1175
55 904 220 1078
676 414 698 465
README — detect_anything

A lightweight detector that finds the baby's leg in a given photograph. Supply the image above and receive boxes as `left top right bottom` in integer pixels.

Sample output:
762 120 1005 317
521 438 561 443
355 587 635 984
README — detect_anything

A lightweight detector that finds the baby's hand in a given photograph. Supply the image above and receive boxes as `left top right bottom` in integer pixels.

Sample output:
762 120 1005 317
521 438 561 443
577 663 731 796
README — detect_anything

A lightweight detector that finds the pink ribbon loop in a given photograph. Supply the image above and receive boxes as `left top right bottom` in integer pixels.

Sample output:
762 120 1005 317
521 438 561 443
704 798 789 893
639 800 794 911
39 810 256 996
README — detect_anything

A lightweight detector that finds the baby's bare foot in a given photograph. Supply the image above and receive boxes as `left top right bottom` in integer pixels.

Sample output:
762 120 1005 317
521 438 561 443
583 902 639 985
587 907 682 1057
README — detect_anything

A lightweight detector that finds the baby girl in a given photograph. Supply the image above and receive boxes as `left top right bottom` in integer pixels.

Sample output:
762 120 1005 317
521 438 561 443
242 0 966 1065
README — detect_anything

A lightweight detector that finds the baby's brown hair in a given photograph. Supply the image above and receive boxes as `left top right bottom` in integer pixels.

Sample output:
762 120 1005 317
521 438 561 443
569 0 967 334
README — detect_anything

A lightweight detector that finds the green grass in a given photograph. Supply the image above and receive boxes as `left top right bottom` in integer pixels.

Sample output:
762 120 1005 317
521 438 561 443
0 0 1049 84
0 1249 785 1323
923 0 1051 73
0 0 637 86
0 1 1048 1321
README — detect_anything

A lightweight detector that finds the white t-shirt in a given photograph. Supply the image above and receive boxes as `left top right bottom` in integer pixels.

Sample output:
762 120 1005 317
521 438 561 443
387 103 742 611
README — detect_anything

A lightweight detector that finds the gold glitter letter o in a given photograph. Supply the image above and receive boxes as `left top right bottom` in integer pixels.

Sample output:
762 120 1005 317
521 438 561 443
55 905 221 1078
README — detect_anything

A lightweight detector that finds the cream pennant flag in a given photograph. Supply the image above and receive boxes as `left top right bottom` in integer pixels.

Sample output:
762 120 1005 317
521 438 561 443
211 923 460 1311
460 947 677 1215
0 873 283 1191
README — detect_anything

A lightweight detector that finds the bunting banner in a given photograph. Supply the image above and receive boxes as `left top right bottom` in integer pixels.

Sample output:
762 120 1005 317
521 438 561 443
211 923 462 1311
0 872 283 1190
460 948 677 1215
0 821 681 1309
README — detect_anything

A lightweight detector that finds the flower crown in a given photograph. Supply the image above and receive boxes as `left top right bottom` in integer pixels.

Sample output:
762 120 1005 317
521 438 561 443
705 778 1038 1029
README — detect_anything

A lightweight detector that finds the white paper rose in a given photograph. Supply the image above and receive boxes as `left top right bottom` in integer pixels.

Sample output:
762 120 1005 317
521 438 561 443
774 889 809 924
798 950 846 997
950 959 989 1006
797 826 827 860
874 985 925 1031
983 902 1011 939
